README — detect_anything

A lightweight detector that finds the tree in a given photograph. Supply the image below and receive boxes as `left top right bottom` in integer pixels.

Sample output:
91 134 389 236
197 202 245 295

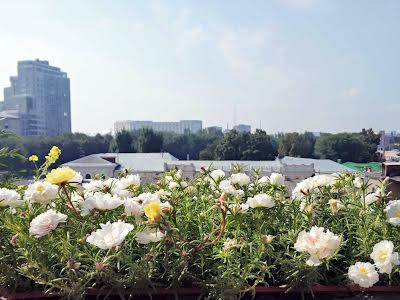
137 128 163 153
242 129 278 160
114 130 135 153
315 133 365 163
278 132 316 158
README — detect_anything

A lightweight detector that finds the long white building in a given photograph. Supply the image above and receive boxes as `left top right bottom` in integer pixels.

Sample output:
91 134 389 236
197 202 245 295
114 120 202 134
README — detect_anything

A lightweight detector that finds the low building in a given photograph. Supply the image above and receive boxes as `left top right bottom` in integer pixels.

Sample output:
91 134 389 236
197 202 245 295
114 120 202 134
0 110 23 134
62 153 354 185
382 161 400 199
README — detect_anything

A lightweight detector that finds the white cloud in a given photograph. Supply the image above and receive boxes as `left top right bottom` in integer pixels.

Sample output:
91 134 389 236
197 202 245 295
343 87 361 97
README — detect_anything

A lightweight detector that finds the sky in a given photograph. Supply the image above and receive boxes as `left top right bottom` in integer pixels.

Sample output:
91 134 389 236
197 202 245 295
0 0 399 134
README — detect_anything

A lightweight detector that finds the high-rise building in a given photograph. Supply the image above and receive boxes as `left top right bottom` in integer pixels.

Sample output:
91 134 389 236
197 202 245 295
233 124 251 133
114 120 202 134
1 59 71 136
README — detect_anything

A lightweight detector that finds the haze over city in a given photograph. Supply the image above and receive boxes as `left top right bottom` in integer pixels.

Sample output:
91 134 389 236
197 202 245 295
1 0 399 134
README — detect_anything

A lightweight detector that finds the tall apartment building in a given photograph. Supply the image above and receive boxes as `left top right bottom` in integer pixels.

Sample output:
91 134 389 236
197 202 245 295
114 120 202 134
233 124 251 133
1 59 71 136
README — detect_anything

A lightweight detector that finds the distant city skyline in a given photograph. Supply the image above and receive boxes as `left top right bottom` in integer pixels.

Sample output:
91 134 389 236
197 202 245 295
0 1 399 134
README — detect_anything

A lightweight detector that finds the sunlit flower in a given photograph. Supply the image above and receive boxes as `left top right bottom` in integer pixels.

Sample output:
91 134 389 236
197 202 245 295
28 155 39 162
113 174 140 197
81 192 124 216
384 200 400 226
135 228 164 244
144 201 162 223
86 220 134 250
0 188 23 208
124 197 144 217
370 240 400 274
269 173 285 186
230 173 250 186
29 209 67 238
219 180 237 195
258 176 270 185
209 169 225 182
348 262 379 288
294 226 341 266
83 179 108 194
137 192 160 205
292 175 336 199
45 146 61 164
246 193 275 209
168 181 180 190
25 181 58 205
46 167 80 185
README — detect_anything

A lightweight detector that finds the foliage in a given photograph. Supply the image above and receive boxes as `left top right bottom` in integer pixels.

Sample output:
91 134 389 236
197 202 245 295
214 130 278 160
277 132 316 158
315 129 380 163
137 128 163 153
0 147 399 299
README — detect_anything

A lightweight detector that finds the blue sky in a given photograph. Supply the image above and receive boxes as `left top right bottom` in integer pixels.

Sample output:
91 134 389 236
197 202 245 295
0 0 399 134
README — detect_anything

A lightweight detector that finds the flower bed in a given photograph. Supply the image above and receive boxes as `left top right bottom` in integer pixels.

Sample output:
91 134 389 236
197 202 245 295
1 147 400 299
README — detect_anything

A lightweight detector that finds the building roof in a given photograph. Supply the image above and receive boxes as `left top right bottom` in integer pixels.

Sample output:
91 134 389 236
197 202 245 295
63 153 353 174
279 157 354 173
0 110 19 119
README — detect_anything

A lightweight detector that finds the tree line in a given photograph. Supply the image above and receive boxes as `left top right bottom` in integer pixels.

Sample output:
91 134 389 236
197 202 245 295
0 128 380 176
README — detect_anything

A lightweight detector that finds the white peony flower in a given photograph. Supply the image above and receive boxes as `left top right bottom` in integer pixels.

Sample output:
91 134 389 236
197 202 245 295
135 228 164 244
0 188 23 208
29 209 67 238
25 181 59 205
210 169 225 182
168 181 180 190
294 226 341 266
353 177 363 188
219 180 236 195
365 192 380 206
136 192 160 205
81 192 124 216
124 198 144 217
230 173 251 186
348 262 379 288
246 193 275 209
113 174 140 197
83 180 107 194
180 181 188 188
258 176 270 185
384 200 400 225
86 220 134 250
292 175 336 199
370 240 400 274
269 173 285 186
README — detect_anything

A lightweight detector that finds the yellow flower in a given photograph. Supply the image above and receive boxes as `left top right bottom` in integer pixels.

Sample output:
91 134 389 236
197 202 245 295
45 146 61 164
46 167 76 185
29 155 39 162
144 201 162 223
